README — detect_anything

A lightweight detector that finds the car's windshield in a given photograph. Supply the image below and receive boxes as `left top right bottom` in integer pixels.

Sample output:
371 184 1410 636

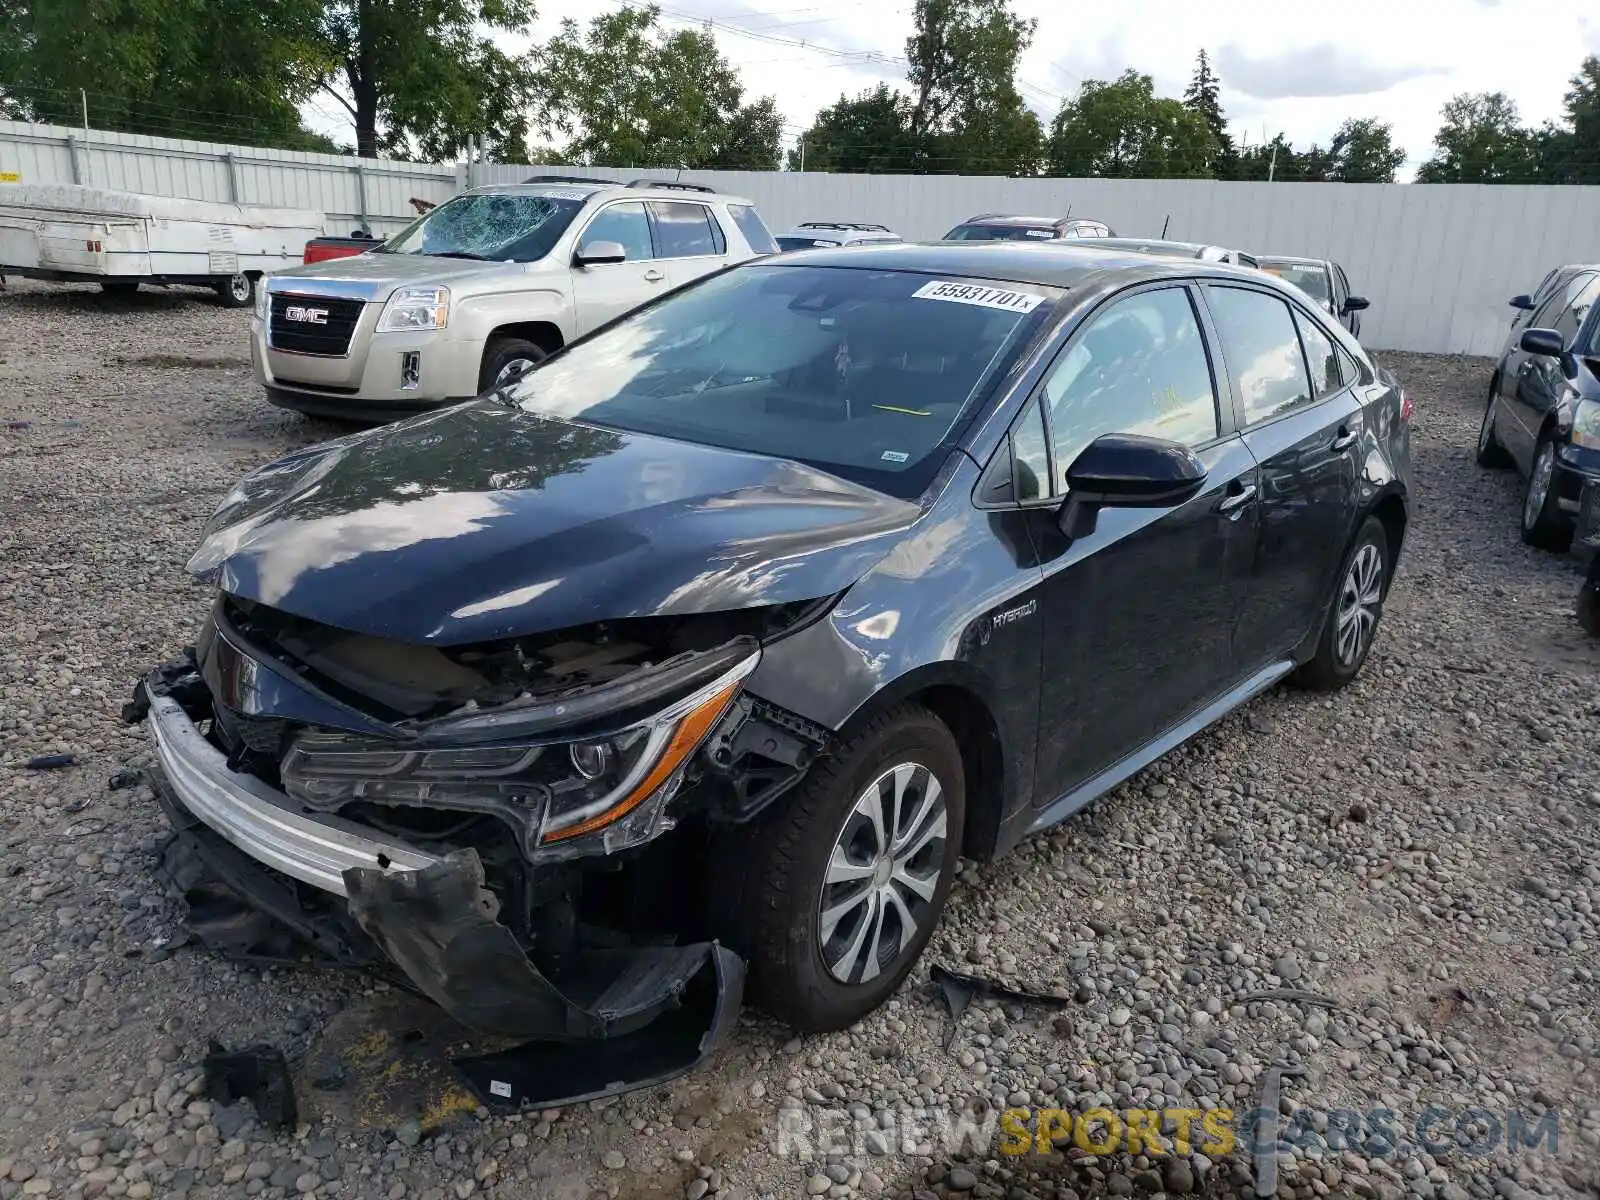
379 190 589 262
777 236 840 251
943 223 1056 242
1260 260 1331 302
506 264 1054 497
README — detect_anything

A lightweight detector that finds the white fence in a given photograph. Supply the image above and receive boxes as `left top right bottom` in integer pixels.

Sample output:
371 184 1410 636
6 119 1600 355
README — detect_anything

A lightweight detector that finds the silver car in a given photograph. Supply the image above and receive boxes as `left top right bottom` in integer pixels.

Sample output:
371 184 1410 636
775 222 902 251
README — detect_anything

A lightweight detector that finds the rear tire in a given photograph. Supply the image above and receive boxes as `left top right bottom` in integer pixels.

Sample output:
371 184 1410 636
478 337 547 393
714 704 964 1032
99 280 139 298
214 273 255 308
1520 434 1573 553
1476 380 1512 468
1294 516 1389 691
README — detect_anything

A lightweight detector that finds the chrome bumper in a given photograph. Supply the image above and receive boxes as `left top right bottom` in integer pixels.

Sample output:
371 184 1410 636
146 694 439 896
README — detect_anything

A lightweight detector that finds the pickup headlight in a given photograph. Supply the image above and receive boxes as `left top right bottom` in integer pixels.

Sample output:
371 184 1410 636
280 650 758 860
1573 398 1600 450
254 280 270 320
378 285 450 332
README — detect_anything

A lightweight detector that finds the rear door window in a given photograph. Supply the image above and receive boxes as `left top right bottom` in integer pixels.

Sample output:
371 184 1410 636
649 202 724 258
1554 273 1600 344
1206 286 1314 426
1293 309 1345 398
728 205 778 255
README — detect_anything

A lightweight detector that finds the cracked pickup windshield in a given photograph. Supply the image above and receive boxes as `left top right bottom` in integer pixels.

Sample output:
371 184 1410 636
379 191 588 262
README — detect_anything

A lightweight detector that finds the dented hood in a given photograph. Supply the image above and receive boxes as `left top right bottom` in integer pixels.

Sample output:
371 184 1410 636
188 402 920 646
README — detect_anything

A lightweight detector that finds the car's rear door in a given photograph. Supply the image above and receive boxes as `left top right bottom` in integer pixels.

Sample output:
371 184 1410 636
1201 283 1364 670
1022 282 1260 804
647 200 734 288
568 200 667 334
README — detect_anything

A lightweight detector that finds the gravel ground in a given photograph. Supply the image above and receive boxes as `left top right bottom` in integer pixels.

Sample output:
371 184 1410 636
0 277 1597 1200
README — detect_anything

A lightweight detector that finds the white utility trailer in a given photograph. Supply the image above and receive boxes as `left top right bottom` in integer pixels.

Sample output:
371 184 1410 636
0 183 325 307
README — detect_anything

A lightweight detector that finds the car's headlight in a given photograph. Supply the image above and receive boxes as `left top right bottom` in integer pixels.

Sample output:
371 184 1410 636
280 650 757 860
378 285 450 332
1573 398 1600 450
254 281 270 320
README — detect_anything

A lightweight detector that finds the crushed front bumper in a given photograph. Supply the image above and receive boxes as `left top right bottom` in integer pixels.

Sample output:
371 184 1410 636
139 677 745 1108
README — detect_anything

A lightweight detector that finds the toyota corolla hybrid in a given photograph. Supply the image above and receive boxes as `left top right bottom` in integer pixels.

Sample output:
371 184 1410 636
130 242 1411 1106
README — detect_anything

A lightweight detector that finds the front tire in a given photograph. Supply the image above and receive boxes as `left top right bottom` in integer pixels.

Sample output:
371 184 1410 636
1521 435 1572 553
717 704 964 1032
1476 381 1512 468
478 337 548 393
1295 516 1389 691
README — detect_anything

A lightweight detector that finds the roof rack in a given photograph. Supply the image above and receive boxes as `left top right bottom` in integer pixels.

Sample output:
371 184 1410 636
798 221 892 232
627 179 716 193
523 174 613 185
964 212 1006 221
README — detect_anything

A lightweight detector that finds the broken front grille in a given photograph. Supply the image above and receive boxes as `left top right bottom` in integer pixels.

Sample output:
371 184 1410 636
268 294 364 356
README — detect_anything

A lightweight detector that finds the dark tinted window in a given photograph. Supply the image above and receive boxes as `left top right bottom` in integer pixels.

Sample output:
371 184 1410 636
1554 273 1600 342
1207 286 1313 425
1040 287 1219 492
579 201 654 261
509 265 1050 499
1293 309 1343 398
777 236 838 252
649 202 723 257
943 223 1056 242
730 204 778 254
1013 400 1051 502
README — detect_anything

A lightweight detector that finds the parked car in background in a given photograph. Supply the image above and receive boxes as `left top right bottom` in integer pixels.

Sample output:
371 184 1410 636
1507 264 1599 335
303 230 384 264
252 178 778 421
1258 255 1369 337
942 214 1115 241
776 222 901 251
1478 266 1600 550
1094 238 1260 268
134 241 1410 1106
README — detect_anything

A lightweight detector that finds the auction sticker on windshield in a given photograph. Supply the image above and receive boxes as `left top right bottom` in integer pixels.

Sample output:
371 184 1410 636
911 281 1045 313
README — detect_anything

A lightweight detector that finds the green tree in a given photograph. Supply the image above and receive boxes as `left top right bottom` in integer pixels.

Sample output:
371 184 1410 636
533 6 781 170
1531 55 1600 184
1045 71 1217 178
1416 93 1536 183
786 86 921 173
1325 117 1404 182
0 0 333 150
1182 49 1232 175
312 0 539 161
1230 132 1298 181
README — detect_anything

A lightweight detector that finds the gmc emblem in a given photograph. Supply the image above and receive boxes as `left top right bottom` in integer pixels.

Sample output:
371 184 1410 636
284 305 329 324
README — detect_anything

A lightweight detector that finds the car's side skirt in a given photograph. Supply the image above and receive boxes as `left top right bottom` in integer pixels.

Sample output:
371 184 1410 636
1026 660 1296 835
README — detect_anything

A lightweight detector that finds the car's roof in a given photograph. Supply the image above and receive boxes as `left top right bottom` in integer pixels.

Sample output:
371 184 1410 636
465 179 755 205
761 240 1268 289
1098 238 1220 256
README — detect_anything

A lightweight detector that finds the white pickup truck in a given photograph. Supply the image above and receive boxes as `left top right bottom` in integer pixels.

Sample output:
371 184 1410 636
253 177 779 421
0 183 323 307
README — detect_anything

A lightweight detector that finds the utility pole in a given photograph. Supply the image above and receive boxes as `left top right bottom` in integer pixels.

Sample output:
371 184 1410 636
1268 142 1278 183
798 135 805 172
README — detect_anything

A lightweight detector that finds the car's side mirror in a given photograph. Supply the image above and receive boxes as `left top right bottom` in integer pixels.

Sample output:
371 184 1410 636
1057 433 1207 538
1509 294 1535 311
574 240 627 267
1520 327 1565 357
1342 295 1370 314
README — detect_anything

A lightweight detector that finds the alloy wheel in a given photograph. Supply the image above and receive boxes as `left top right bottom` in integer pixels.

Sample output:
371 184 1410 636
228 273 252 303
1335 542 1384 667
1524 443 1556 530
818 761 948 985
494 357 538 386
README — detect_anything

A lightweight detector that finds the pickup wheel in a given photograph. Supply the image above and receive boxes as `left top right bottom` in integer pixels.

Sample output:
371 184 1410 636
214 273 255 308
479 338 547 392
715 703 964 1032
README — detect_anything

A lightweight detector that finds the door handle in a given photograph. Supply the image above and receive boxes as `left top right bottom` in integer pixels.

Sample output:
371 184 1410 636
1330 428 1359 451
643 268 666 282
1218 482 1257 515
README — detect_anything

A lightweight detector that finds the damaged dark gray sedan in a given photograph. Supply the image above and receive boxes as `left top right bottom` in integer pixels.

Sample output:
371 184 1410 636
130 242 1412 1106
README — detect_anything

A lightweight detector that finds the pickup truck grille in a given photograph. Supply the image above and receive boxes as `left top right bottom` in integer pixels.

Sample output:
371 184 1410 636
269 294 364 357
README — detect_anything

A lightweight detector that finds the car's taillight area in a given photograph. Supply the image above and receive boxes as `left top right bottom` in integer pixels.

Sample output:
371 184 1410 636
1400 389 1412 423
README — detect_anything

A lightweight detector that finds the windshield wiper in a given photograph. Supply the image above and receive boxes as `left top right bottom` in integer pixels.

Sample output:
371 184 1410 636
427 250 492 261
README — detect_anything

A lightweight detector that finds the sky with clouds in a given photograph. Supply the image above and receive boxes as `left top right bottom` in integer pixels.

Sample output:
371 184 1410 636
305 0 1600 178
